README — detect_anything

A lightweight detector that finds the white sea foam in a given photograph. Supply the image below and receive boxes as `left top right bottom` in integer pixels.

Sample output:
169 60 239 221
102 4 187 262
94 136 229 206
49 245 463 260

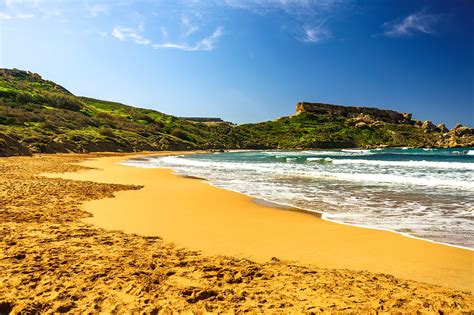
153 155 474 189
467 150 474 156
306 157 333 162
328 158 474 170
301 150 374 156
341 149 373 154
316 171 474 189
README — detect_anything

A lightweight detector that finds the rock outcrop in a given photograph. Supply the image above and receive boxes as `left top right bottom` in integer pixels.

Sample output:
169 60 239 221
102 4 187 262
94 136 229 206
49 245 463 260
437 124 449 133
421 120 437 133
450 124 473 137
295 102 412 124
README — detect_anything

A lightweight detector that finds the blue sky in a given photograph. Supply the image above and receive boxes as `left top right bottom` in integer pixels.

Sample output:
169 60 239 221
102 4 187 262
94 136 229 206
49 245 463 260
0 0 472 127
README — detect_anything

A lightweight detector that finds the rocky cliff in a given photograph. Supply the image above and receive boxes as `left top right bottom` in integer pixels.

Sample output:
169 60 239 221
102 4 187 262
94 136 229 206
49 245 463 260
295 102 412 123
295 102 473 148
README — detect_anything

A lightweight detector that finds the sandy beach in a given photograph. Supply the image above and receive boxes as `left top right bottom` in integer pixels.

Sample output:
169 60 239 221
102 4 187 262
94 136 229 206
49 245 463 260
52 153 473 292
1 153 473 313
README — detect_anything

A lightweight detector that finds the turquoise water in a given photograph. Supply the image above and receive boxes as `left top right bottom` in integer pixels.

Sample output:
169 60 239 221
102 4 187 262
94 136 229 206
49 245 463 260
125 148 474 249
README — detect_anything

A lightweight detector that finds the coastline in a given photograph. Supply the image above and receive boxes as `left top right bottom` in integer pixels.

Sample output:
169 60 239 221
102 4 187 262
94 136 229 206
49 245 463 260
151 150 474 250
48 153 474 292
180 169 473 251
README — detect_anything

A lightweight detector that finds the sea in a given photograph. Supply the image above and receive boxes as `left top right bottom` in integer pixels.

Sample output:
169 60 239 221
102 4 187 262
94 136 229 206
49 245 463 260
124 148 474 249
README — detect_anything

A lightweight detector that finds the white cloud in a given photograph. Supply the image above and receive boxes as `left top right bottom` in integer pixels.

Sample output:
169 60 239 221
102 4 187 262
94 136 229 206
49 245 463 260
382 11 442 37
39 7 62 19
153 26 223 51
85 1 108 18
300 21 331 43
1 0 63 20
194 26 223 50
160 26 168 39
112 26 151 45
16 12 34 19
0 11 34 19
223 0 343 44
223 0 343 16
97 30 107 38
0 12 12 19
181 16 199 37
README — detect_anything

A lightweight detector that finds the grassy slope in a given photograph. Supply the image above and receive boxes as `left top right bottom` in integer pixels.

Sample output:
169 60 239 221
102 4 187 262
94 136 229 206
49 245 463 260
0 68 468 155
0 69 239 153
235 113 445 149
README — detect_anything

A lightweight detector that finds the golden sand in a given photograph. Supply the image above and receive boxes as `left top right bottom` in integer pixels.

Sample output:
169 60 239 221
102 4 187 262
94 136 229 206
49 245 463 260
1 153 472 313
52 154 473 292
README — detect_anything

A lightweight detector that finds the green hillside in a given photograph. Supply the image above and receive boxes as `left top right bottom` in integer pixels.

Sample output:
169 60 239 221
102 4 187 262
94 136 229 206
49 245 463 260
0 68 472 156
0 68 242 155
235 106 473 149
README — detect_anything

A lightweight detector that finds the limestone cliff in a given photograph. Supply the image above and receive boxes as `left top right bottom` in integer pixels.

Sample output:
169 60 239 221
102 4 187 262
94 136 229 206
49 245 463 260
294 102 473 148
295 102 412 123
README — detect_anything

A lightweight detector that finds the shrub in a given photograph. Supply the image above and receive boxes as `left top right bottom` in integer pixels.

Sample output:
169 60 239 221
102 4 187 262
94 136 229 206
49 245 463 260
133 113 154 123
99 128 115 137
171 128 189 140
15 92 34 104
44 92 82 111
0 116 16 125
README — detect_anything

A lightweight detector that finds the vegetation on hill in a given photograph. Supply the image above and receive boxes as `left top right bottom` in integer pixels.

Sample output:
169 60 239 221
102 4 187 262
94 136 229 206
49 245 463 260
235 111 474 149
0 68 472 156
0 69 240 155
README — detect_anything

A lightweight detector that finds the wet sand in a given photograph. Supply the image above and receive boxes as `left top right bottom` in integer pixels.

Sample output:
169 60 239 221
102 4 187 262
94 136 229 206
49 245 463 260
51 154 473 292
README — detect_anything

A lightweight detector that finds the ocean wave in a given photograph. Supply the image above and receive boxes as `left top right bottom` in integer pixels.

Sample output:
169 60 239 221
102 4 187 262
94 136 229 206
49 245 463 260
306 157 333 164
151 156 474 190
341 149 373 154
303 150 374 156
328 158 474 170
316 171 474 189
467 150 474 156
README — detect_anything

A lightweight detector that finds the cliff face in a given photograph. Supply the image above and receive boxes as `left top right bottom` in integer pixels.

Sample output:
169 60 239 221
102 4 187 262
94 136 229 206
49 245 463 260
296 102 412 123
293 102 473 148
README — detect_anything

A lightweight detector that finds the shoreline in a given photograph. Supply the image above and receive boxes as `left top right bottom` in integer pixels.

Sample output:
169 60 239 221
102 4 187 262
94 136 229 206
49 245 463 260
48 153 473 292
128 153 474 251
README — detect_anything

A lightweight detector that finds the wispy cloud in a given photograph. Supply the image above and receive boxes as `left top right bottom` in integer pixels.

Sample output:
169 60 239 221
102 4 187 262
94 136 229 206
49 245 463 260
160 26 168 39
300 21 331 43
382 11 442 37
223 0 345 44
0 12 12 19
0 0 36 20
84 0 108 17
153 26 223 51
112 26 151 45
4 0 40 9
110 23 223 52
0 11 34 19
223 0 343 16
181 16 199 37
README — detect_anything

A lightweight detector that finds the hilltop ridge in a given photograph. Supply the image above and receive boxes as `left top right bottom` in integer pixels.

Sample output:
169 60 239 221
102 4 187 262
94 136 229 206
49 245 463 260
0 68 472 156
